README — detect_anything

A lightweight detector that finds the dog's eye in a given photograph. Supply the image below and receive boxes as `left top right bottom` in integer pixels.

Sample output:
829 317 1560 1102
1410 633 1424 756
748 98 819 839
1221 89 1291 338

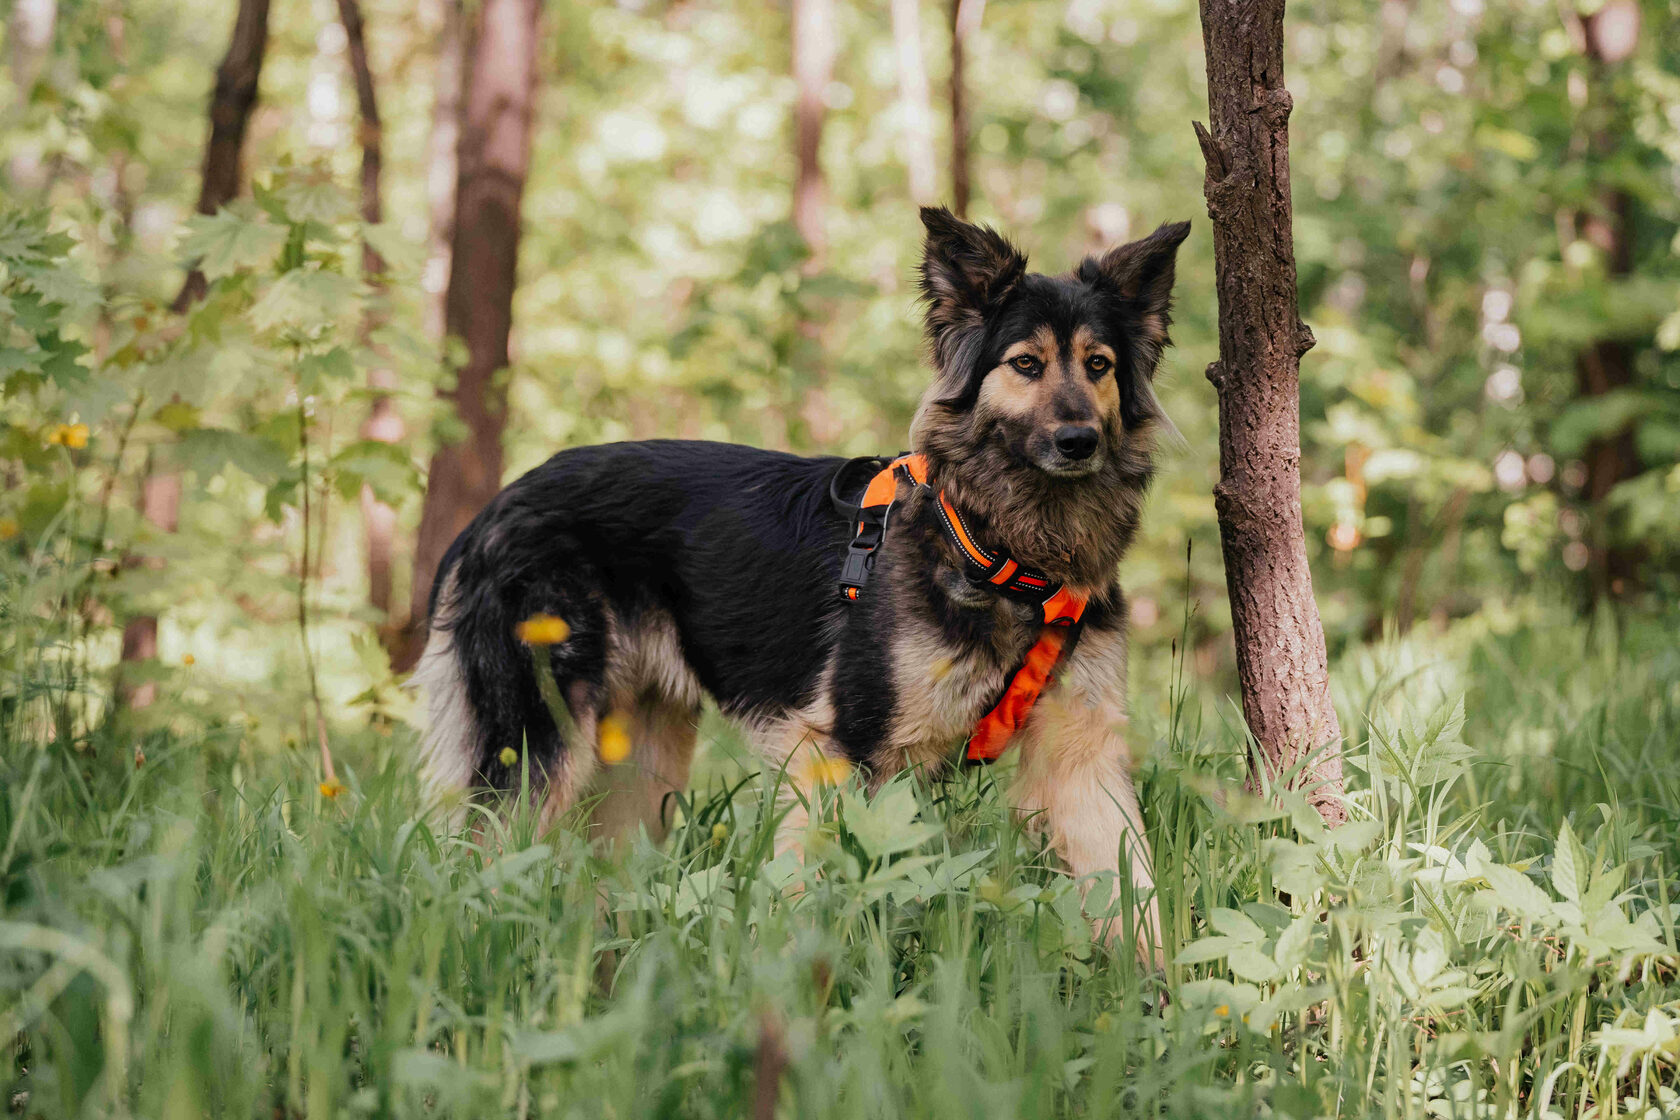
1009 355 1040 376
1086 355 1111 376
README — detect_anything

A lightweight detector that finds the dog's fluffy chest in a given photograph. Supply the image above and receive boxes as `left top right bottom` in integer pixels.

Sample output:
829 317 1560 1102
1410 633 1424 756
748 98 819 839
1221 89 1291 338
881 586 1039 758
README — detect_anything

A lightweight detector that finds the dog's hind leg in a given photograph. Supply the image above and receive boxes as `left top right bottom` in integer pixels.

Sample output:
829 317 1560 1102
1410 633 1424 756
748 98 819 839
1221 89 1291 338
1008 626 1162 967
584 697 700 849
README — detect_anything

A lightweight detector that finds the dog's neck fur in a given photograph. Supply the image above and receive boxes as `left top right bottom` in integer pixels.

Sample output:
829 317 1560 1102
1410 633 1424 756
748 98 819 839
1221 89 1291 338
914 408 1156 593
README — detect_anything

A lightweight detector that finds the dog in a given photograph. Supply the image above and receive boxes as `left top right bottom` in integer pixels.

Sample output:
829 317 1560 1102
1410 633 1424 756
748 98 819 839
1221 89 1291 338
415 207 1189 961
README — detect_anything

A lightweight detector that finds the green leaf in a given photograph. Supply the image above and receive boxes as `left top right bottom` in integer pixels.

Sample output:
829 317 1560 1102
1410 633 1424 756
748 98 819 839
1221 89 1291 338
249 269 359 334
1483 863 1555 922
1226 945 1282 984
1552 821 1585 906
1174 936 1238 965
177 207 287 280
1273 913 1317 972
1209 907 1264 943
178 428 290 484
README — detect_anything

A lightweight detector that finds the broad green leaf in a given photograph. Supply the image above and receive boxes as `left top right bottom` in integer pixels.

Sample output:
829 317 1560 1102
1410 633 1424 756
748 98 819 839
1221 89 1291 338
1209 907 1264 943
1173 936 1238 965
178 427 290 484
1483 863 1554 922
177 207 287 280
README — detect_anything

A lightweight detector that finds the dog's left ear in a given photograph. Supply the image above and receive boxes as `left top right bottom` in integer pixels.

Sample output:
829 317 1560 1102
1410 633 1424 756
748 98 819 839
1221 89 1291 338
1080 220 1191 376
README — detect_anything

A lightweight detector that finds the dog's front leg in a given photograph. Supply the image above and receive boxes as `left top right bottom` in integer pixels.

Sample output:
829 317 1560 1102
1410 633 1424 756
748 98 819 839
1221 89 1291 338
1009 650 1160 967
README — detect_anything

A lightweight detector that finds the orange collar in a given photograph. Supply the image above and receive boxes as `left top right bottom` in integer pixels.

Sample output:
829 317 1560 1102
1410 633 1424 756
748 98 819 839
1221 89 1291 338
834 453 1087 763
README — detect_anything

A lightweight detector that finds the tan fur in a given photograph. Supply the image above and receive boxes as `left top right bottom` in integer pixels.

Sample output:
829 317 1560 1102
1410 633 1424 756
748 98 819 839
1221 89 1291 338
1007 622 1161 966
583 698 698 847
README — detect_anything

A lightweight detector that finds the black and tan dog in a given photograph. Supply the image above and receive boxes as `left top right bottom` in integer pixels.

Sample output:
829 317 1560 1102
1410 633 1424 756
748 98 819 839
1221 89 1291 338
416 207 1189 960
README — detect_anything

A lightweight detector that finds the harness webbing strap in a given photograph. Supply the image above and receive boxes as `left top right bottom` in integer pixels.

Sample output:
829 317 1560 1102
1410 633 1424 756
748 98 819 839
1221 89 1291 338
832 452 1089 764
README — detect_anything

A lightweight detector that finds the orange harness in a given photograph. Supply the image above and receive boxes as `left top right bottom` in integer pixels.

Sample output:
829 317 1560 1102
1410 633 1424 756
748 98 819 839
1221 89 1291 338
833 453 1088 764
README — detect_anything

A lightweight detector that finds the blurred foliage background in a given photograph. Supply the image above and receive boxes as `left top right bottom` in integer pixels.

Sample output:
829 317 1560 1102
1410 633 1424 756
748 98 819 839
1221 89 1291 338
2 0 1678 748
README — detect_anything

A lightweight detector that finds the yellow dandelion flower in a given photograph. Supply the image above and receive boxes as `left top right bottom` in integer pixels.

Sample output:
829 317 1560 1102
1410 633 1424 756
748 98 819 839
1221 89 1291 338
319 779 346 800
1213 1004 1230 1017
0 518 18 541
710 822 729 846
801 754 853 787
598 712 632 765
516 613 571 646
181 653 195 667
498 746 519 768
47 423 89 449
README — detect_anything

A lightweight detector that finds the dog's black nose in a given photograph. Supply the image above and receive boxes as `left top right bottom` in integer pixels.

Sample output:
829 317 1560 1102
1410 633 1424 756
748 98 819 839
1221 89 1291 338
1053 425 1100 460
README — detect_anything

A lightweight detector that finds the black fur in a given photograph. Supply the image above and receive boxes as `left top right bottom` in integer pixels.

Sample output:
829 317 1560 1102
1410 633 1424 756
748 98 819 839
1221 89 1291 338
432 441 853 786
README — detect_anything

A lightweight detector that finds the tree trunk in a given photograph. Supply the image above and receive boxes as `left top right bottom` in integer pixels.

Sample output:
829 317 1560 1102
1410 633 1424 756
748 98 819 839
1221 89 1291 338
1573 0 1642 601
122 0 269 708
890 0 937 205
396 0 540 671
947 0 984 217
172 0 271 312
1193 0 1345 825
117 462 181 710
791 0 834 266
423 0 465 342
336 0 406 653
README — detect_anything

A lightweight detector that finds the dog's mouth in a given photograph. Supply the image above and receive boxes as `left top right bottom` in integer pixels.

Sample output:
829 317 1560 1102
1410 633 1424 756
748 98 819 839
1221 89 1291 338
1032 450 1105 479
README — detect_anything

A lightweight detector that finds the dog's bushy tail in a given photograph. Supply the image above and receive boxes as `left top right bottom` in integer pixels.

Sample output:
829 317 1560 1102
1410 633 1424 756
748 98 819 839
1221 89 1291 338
414 527 604 800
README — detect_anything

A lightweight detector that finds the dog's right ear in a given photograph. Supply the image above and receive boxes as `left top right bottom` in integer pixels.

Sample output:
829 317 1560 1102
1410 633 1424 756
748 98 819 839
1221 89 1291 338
918 206 1027 380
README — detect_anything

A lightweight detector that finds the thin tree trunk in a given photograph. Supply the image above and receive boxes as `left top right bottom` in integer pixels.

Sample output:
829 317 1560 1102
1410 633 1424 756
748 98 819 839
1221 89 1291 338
1574 1 1641 600
423 0 465 342
1193 0 1345 825
947 0 984 217
336 0 406 653
122 0 269 708
890 0 937 205
791 0 834 266
117 463 180 710
396 0 540 671
172 0 271 312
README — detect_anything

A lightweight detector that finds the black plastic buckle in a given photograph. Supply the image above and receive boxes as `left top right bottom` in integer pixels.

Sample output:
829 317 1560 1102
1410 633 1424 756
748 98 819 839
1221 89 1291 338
838 518 887 600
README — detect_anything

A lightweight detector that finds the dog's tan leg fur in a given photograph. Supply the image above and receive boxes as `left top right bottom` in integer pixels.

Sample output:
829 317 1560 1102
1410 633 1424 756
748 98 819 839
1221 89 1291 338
583 699 699 849
1008 625 1161 966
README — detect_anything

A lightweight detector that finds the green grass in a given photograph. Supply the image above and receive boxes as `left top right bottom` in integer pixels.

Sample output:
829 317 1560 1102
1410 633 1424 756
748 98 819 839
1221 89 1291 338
4 606 1679 1118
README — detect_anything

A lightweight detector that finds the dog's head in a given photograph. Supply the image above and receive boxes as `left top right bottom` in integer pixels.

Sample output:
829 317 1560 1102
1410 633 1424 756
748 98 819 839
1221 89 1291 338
911 206 1189 480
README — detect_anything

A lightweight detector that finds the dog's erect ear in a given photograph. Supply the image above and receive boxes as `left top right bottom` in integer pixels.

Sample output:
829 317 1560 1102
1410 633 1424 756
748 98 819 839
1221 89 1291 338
918 206 1028 380
1081 220 1190 368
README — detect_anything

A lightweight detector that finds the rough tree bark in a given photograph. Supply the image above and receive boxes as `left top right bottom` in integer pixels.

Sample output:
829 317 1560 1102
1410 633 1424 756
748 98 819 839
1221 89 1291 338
1573 0 1642 600
123 0 269 708
947 0 984 217
336 0 406 654
397 0 540 671
791 0 835 265
890 0 937 205
1193 0 1345 825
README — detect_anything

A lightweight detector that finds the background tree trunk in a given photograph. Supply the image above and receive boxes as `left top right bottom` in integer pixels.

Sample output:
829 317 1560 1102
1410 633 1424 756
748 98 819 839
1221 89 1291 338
336 0 406 655
122 0 269 708
1573 0 1642 601
890 0 937 206
396 0 540 671
791 0 834 266
423 0 464 343
1193 0 1345 825
947 0 984 217
172 0 270 313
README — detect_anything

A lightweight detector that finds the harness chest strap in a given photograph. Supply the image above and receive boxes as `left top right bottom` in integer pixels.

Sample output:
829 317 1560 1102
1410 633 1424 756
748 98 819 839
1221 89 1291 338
835 453 1089 764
